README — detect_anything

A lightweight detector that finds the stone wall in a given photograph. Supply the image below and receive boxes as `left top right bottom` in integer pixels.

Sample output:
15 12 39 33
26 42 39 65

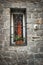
0 0 43 65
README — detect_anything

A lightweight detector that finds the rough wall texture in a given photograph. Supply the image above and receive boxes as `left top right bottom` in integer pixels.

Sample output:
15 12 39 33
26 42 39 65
0 0 43 65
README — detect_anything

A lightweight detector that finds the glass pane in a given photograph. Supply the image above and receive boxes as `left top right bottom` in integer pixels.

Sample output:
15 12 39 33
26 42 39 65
13 14 24 45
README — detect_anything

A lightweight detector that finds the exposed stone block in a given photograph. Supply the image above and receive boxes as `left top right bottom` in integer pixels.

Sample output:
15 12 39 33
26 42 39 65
31 12 38 19
0 15 2 20
34 58 41 65
0 45 2 50
36 30 43 36
0 22 3 29
36 18 43 24
35 54 43 58
27 59 34 65
39 24 43 30
40 47 43 52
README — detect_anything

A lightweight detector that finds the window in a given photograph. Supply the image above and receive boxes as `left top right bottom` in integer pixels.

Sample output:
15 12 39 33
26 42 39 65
10 8 27 46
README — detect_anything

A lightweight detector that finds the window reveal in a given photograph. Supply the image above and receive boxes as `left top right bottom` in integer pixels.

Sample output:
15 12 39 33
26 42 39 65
10 8 27 46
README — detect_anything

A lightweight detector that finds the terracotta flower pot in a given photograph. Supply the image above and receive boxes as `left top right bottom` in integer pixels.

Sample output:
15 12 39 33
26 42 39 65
16 40 24 45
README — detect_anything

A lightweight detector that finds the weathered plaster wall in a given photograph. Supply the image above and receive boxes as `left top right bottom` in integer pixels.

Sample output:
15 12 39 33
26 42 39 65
0 0 43 65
